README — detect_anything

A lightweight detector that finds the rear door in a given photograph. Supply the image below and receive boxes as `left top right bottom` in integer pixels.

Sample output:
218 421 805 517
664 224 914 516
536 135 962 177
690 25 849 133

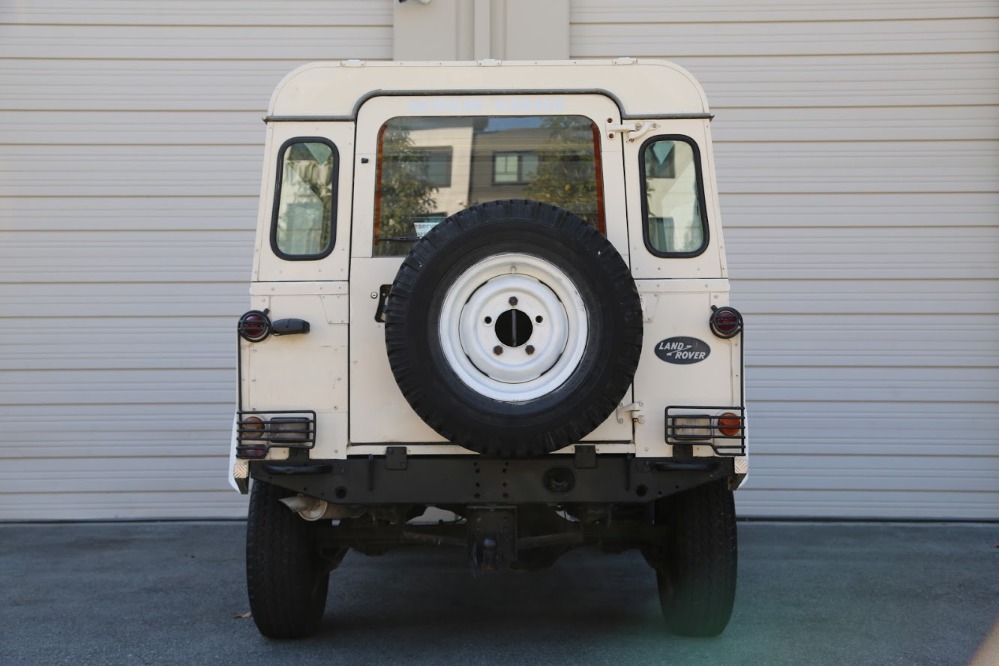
621 123 743 457
241 122 354 460
347 93 634 452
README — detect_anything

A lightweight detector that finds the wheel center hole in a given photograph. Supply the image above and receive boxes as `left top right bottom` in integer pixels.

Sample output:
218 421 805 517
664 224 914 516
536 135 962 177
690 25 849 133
495 309 533 348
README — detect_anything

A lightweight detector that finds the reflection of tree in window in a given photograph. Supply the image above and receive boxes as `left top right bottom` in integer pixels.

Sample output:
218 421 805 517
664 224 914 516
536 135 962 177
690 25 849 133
376 125 438 255
275 142 333 256
524 117 601 228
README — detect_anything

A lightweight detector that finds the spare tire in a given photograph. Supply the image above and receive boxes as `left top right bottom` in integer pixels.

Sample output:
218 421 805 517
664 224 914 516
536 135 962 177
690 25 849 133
384 200 642 457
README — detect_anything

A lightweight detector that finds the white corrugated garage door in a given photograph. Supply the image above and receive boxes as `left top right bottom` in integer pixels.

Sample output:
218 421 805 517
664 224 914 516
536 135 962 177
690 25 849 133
571 0 999 518
0 1 392 519
2 1 996 521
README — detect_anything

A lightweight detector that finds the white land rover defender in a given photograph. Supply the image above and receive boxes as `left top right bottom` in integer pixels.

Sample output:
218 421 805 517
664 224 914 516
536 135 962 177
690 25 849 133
230 59 747 639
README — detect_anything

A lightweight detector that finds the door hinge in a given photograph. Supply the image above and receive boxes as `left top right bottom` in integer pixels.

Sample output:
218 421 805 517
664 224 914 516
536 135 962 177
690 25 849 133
616 401 646 424
606 121 658 142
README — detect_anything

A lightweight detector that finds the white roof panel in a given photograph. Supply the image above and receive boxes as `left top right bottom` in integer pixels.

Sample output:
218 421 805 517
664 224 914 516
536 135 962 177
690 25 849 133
268 59 710 118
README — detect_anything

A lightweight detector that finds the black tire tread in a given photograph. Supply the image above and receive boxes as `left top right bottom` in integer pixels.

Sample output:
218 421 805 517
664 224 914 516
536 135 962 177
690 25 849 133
246 480 329 639
655 479 737 637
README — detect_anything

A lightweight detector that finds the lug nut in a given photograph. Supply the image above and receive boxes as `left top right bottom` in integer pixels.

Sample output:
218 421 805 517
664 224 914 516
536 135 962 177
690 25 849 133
508 296 518 306
525 345 535 355
493 346 503 355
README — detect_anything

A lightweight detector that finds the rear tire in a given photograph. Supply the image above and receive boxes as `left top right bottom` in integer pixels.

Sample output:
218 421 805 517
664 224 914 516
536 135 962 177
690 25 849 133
651 479 737 637
246 480 330 639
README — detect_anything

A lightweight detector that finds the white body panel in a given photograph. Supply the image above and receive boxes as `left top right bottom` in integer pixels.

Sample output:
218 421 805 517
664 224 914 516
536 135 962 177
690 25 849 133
632 279 741 457
235 60 744 469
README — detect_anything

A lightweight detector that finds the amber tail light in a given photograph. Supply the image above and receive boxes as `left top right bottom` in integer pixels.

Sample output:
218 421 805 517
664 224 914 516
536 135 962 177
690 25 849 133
717 412 742 437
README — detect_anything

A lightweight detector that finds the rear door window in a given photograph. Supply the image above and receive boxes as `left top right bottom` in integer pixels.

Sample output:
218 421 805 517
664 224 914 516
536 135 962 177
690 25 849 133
374 115 604 257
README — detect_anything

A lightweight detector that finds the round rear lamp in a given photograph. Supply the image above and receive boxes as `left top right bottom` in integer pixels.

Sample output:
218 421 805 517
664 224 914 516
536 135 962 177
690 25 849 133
717 413 742 437
238 310 271 342
241 416 266 439
710 306 743 339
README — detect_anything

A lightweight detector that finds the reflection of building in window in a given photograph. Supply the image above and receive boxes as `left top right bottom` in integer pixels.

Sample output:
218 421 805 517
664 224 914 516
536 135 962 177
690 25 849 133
647 216 675 253
642 139 704 254
470 117 602 229
375 115 603 257
416 147 453 187
646 141 675 178
375 121 473 256
275 141 334 256
493 151 539 184
401 121 475 234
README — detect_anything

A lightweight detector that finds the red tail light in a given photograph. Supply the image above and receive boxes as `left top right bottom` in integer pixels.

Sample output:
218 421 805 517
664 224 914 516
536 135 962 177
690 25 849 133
710 306 742 339
238 310 271 342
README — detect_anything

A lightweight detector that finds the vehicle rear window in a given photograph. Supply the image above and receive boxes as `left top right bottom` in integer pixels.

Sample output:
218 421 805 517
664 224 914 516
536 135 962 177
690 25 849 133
640 137 707 256
374 115 604 257
271 138 337 259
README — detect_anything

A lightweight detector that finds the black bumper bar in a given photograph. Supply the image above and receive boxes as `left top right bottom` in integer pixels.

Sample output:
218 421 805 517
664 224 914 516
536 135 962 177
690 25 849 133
250 452 735 505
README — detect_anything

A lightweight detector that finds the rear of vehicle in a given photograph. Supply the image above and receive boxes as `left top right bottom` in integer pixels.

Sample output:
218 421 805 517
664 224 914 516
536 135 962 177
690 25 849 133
229 60 746 639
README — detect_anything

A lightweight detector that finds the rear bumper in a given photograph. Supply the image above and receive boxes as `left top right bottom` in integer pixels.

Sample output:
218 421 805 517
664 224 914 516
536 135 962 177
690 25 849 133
250 450 736 505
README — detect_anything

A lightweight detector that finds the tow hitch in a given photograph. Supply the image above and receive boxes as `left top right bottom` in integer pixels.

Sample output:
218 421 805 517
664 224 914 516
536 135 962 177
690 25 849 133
468 507 517 573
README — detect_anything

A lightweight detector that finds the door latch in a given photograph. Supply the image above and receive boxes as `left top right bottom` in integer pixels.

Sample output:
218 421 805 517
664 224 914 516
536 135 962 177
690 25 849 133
606 121 658 142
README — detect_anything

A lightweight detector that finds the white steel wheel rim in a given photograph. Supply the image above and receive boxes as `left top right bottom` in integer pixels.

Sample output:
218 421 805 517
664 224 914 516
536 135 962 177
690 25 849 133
439 253 589 402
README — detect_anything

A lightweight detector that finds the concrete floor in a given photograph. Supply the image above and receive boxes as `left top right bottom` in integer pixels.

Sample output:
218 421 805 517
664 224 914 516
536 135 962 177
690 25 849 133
1 521 996 665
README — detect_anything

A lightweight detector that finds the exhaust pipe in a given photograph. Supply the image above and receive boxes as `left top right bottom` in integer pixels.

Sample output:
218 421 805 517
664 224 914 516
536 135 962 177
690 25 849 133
279 495 364 521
